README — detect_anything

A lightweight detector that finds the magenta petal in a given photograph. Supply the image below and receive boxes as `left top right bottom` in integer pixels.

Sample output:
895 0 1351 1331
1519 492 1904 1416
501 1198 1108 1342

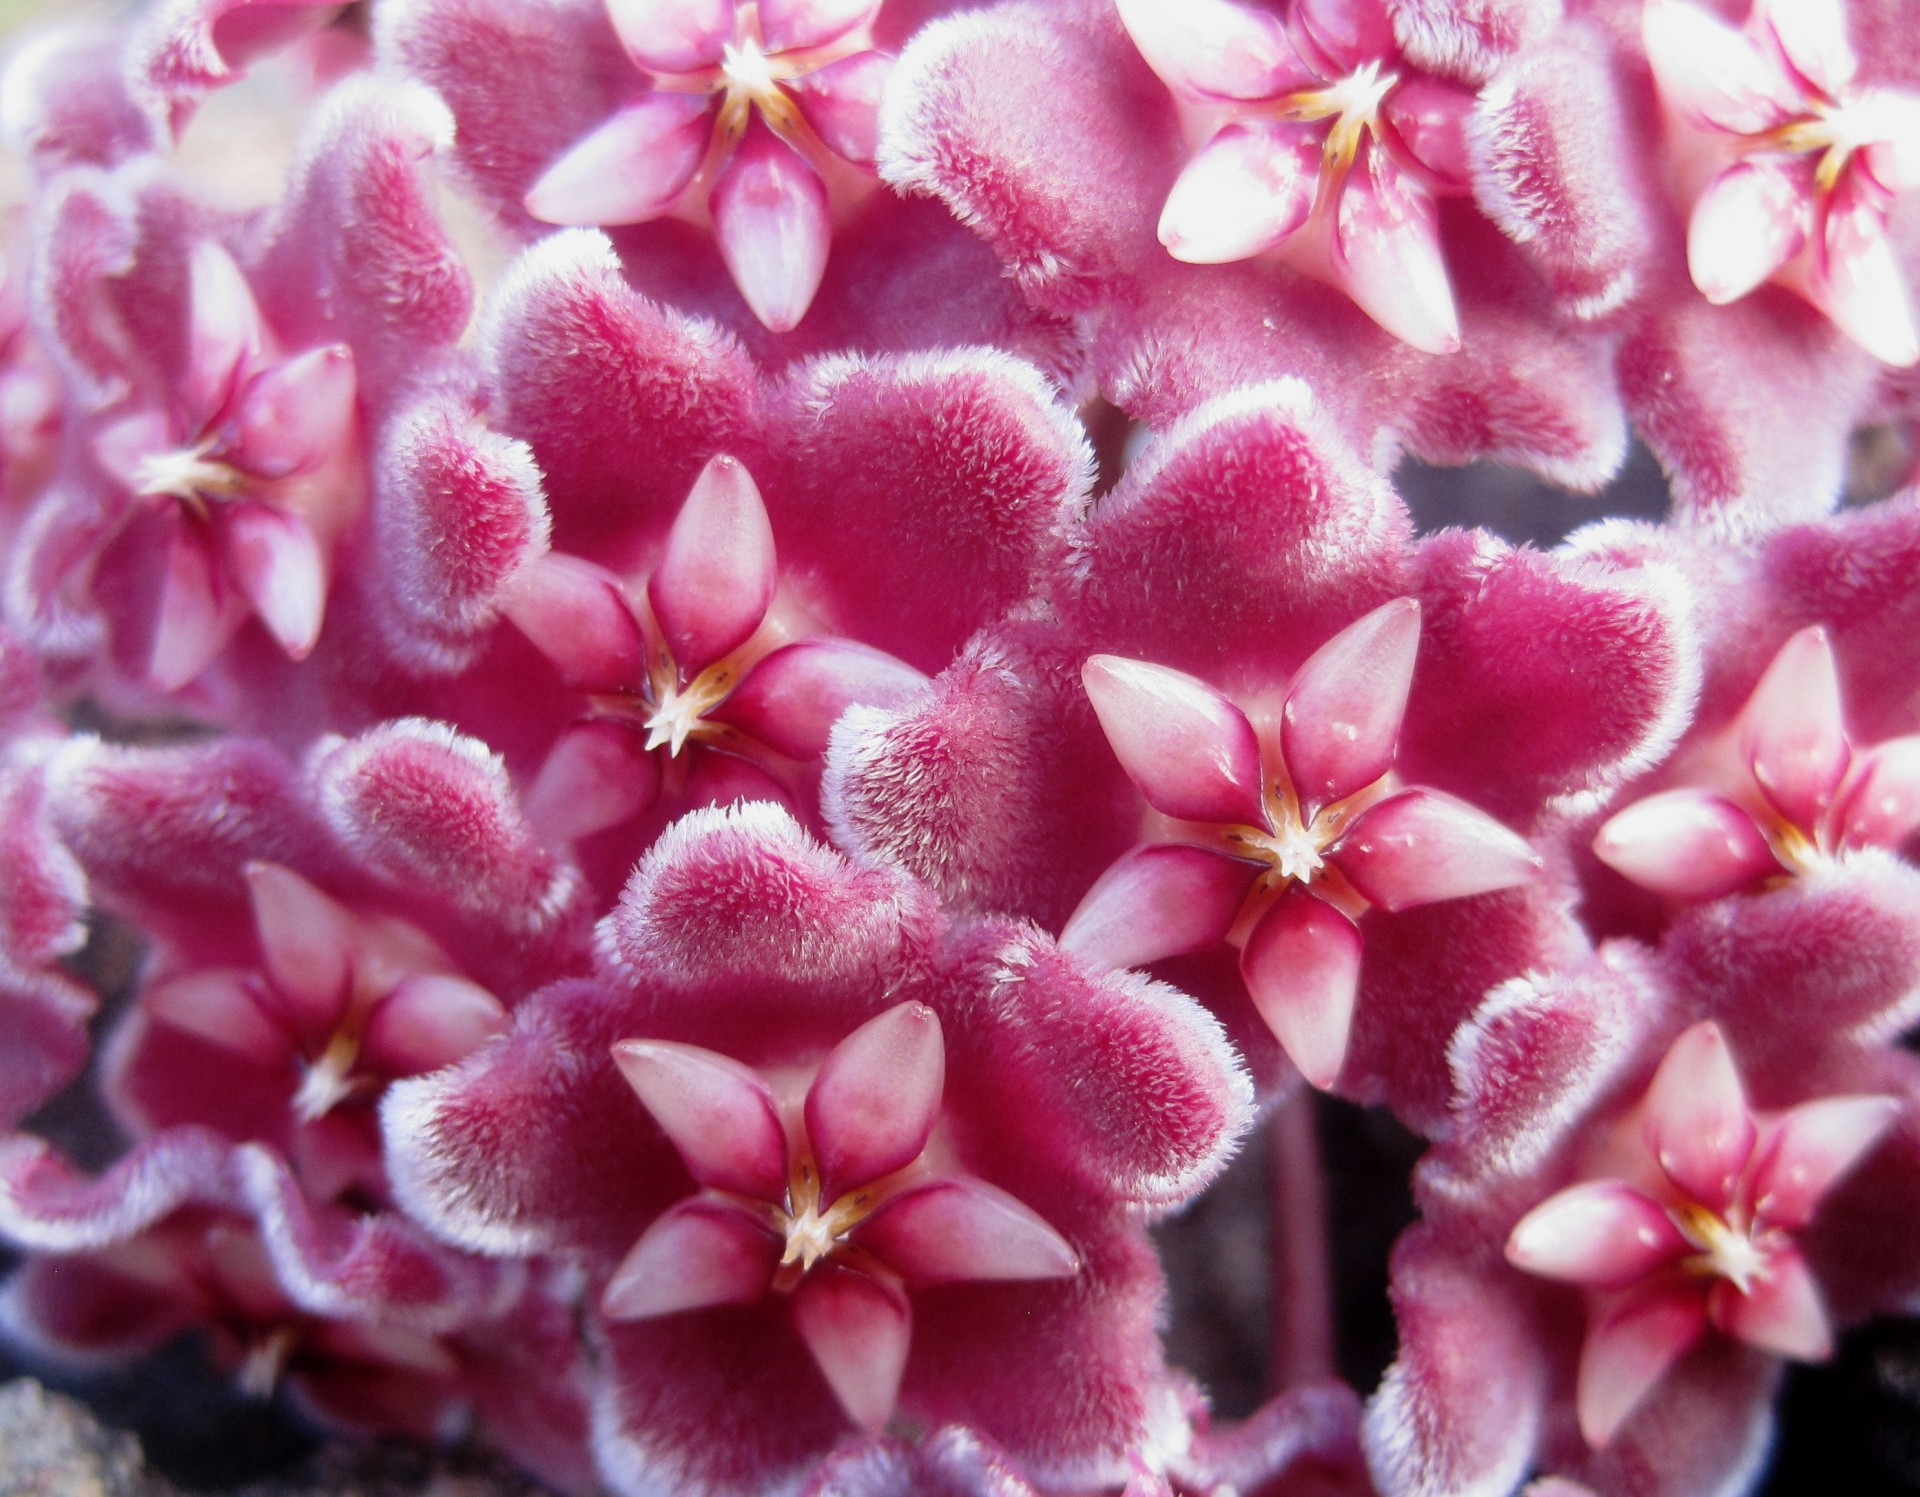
1817 169 1920 367
224 344 357 480
1709 1247 1831 1360
1687 158 1810 307
1332 143 1459 355
1159 123 1319 264
245 862 354 1032
758 0 874 53
1748 1094 1901 1229
710 127 833 333
1240 889 1362 1090
1738 625 1850 831
1590 789 1781 901
805 1001 943 1201
1333 789 1538 911
1380 77 1474 191
523 94 712 226
790 1266 911 1431
1836 737 1920 850
855 1177 1077 1284
150 524 244 693
789 51 890 167
1114 0 1306 101
220 504 326 660
712 638 928 760
145 969 287 1066
1281 596 1420 816
1643 1021 1755 1213
1505 1182 1687 1288
183 238 265 427
1059 843 1251 971
611 1038 789 1199
1642 0 1796 135
605 0 732 72
525 721 661 843
501 552 646 695
601 1196 777 1320
647 454 776 676
362 974 510 1077
1577 1287 1708 1448
1082 655 1269 828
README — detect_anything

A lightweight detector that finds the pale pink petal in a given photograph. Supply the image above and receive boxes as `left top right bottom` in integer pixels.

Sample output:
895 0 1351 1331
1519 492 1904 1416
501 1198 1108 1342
1590 789 1781 901
523 94 712 226
1687 157 1811 305
1710 1249 1831 1361
805 1001 943 1201
245 862 355 1033
1281 597 1420 816
601 1196 777 1319
1643 1021 1755 1212
789 1266 911 1431
524 721 661 843
220 505 326 660
94 410 177 493
605 0 732 73
1290 0 1395 76
1816 170 1920 367
183 239 265 428
1058 843 1252 971
758 0 874 53
1755 0 1856 100
1381 77 1474 191
145 968 288 1066
1114 0 1307 101
1738 625 1850 831
1240 889 1362 1090
1331 142 1459 355
1082 655 1269 828
1642 0 1798 135
223 344 357 480
789 51 889 167
1836 737 1920 851
611 1038 789 1199
500 552 646 695
1748 1094 1901 1229
1332 789 1538 911
1505 1182 1688 1288
1576 1287 1708 1448
361 974 510 1077
1158 123 1320 265
647 454 776 676
711 639 928 760
1861 91 1920 193
855 1177 1078 1284
150 524 245 693
710 126 833 333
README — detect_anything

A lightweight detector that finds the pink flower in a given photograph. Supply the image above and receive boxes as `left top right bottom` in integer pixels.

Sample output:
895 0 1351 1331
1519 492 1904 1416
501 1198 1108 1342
1644 0 1920 366
1504 1020 1898 1447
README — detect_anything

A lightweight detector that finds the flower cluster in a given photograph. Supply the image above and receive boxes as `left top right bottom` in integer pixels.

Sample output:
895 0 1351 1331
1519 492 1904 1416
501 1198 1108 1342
0 0 1917 1494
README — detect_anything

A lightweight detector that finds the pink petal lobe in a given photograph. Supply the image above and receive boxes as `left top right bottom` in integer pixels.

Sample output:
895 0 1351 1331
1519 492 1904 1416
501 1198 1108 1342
1082 655 1269 828
1709 1247 1831 1360
601 1196 777 1320
1115 0 1305 101
710 126 833 333
789 1266 911 1431
245 862 354 1032
523 94 712 226
647 454 776 676
1505 1182 1687 1288
150 525 244 693
789 51 889 167
805 1001 943 1201
1058 843 1252 972
1381 77 1474 190
1817 171 1920 367
1738 625 1850 831
1590 789 1781 901
1290 0 1396 74
220 505 326 659
711 639 928 760
1836 737 1920 850
611 1039 789 1200
524 721 661 843
1240 889 1362 1090
1756 0 1856 99
1643 1021 1755 1212
362 974 510 1077
1687 158 1810 305
1333 789 1538 911
1642 0 1796 135
1577 1287 1709 1448
1749 1094 1901 1229
854 1177 1078 1285
1159 123 1319 264
184 239 265 427
1281 596 1420 816
605 0 732 73
145 969 287 1066
758 0 873 53
1332 143 1459 354
501 552 646 695
224 344 357 480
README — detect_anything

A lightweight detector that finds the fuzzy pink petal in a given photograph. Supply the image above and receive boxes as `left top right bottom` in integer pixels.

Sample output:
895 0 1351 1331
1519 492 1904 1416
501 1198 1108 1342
524 93 712 226
1755 0 1855 99
1836 737 1920 851
1577 1287 1709 1448
759 0 874 52
612 1038 789 1199
1114 0 1305 101
601 1195 778 1319
223 344 357 480
1058 843 1251 971
1240 889 1362 1091
220 505 327 660
1709 1247 1831 1360
0 1128 235 1251
605 0 732 72
1816 168 1920 367
1082 655 1268 827
1749 1094 1900 1230
1332 144 1459 355
525 720 661 842
1282 596 1420 816
806 1001 944 1201
1159 123 1319 264
1687 158 1811 307
712 639 928 760
647 454 776 675
789 51 890 166
791 1266 912 1431
1644 1021 1755 1213
1333 789 1538 912
1642 0 1797 134
150 523 246 693
855 1177 1077 1285
501 551 647 695
183 239 265 428
362 974 510 1077
1591 789 1781 901
1505 1181 1687 1288
711 126 834 333
1738 625 1850 831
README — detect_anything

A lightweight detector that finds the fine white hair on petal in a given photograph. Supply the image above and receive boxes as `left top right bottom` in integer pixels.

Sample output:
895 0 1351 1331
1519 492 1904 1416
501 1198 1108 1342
0 1127 235 1253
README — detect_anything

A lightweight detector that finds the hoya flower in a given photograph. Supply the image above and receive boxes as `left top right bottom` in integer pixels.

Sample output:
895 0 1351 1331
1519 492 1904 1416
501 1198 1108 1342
1061 600 1538 1088
1117 0 1476 352
1504 1021 1897 1447
523 0 891 330
1594 625 1920 901
1644 0 1920 366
